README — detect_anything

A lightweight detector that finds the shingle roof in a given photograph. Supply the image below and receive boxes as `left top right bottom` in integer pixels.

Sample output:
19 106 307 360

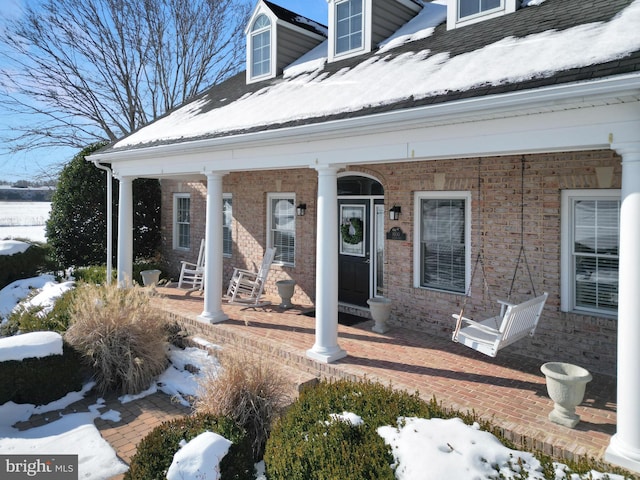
262 0 327 36
106 0 640 152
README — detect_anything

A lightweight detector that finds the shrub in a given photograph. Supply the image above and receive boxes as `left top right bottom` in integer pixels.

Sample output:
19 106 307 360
73 260 165 286
263 378 434 480
3 287 77 335
194 349 291 461
0 242 57 290
0 342 85 405
125 413 254 480
64 283 169 395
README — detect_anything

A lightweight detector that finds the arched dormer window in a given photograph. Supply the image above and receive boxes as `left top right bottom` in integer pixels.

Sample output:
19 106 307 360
251 14 271 79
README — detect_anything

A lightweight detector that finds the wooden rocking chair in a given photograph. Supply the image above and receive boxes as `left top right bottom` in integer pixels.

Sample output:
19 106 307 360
177 239 205 291
452 292 548 357
226 247 276 306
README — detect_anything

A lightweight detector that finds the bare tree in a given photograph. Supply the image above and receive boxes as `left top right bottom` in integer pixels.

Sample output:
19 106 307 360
0 0 251 151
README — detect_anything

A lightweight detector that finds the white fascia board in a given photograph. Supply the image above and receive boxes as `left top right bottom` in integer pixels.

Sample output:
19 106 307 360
89 73 640 174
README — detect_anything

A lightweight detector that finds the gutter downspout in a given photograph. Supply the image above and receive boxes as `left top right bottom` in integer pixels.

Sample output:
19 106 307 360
92 160 113 284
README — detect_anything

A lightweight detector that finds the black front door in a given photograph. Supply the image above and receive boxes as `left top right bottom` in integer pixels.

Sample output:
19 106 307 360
338 199 370 306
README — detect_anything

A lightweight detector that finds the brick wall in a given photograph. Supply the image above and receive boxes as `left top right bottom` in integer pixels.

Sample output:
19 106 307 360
160 150 621 375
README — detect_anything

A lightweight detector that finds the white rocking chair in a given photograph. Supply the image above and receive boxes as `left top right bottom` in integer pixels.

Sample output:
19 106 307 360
226 247 276 306
452 292 548 357
178 239 205 291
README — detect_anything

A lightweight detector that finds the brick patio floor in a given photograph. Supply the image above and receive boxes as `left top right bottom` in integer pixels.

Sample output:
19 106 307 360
10 284 618 479
156 285 617 465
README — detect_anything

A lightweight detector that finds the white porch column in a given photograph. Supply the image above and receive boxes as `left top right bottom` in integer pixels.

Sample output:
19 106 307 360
307 166 347 363
198 172 229 323
116 176 134 287
606 142 640 474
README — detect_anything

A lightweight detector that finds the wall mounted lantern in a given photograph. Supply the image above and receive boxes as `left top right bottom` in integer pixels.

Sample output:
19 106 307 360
389 205 401 220
297 203 307 216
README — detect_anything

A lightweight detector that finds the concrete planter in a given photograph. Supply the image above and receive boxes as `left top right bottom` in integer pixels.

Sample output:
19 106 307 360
541 362 592 428
276 280 296 309
140 269 161 287
367 297 392 334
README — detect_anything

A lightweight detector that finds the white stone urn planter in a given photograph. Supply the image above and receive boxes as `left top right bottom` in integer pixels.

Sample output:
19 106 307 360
367 297 392 334
140 269 161 287
276 280 296 309
541 362 592 428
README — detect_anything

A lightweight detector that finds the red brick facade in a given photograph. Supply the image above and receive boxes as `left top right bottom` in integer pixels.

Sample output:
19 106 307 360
160 150 621 376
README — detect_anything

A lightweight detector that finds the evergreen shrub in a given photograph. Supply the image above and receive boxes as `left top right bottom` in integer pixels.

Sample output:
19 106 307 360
2 287 77 335
0 242 56 290
0 342 85 405
124 413 254 480
263 378 435 480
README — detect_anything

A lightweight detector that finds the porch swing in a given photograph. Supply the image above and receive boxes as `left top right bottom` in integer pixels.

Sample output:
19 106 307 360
451 157 548 357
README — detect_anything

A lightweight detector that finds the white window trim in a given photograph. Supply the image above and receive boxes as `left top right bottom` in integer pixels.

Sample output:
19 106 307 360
447 0 517 30
328 0 372 62
560 189 620 316
223 193 232 258
245 8 277 84
173 193 191 251
267 192 296 267
413 191 471 294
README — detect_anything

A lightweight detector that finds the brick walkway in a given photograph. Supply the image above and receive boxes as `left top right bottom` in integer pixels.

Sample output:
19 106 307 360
14 390 190 480
156 286 617 464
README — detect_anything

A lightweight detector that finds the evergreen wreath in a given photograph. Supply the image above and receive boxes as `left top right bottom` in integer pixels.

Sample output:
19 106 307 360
341 217 363 245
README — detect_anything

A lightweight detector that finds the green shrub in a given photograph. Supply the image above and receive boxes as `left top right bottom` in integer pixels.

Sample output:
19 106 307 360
264 379 434 480
0 342 85 405
125 413 255 480
73 260 165 286
3 287 77 335
194 350 291 461
64 283 169 395
0 242 57 289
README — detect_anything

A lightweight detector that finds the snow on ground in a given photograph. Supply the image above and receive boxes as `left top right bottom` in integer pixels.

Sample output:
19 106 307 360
0 334 221 480
0 275 75 323
0 240 31 256
0 277 630 479
0 202 50 243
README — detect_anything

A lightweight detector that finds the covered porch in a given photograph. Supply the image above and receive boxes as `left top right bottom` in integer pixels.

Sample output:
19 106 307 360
154 285 616 464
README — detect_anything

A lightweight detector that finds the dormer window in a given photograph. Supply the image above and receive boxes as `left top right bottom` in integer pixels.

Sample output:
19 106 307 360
448 0 517 29
335 0 364 55
251 14 272 79
459 0 502 19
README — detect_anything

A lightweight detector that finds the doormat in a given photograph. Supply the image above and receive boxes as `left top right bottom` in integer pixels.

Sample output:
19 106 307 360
301 310 368 327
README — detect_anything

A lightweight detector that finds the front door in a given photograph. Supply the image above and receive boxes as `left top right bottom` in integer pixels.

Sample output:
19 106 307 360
338 199 371 306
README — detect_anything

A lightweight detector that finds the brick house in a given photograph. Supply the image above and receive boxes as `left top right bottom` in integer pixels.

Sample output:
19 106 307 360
90 0 640 471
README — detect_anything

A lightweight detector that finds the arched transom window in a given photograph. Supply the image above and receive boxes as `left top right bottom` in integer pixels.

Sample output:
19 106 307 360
251 14 271 79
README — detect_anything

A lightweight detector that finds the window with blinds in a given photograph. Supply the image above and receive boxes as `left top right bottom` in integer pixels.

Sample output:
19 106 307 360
268 194 295 266
416 194 469 293
174 194 190 250
572 197 620 314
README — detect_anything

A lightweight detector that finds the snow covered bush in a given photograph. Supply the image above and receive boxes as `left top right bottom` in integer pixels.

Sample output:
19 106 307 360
0 332 84 405
194 349 291 461
0 241 56 290
124 413 254 480
65 283 169 395
264 378 434 479
3 287 76 335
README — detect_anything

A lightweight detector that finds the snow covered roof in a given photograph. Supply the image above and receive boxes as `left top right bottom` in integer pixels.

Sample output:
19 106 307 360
106 0 640 153
262 0 328 37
